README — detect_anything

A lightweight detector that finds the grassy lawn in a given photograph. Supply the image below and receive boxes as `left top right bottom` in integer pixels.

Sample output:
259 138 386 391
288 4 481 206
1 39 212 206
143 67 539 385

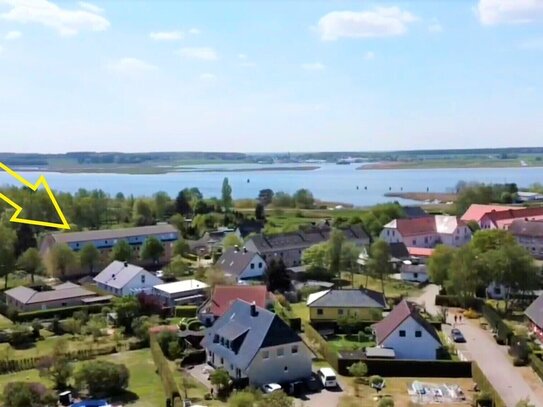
327 335 374 352
171 362 225 406
339 377 475 407
343 273 421 298
0 314 14 330
291 303 310 322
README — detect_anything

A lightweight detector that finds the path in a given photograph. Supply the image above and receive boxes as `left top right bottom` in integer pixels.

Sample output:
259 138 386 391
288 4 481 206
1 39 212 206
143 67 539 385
410 283 441 316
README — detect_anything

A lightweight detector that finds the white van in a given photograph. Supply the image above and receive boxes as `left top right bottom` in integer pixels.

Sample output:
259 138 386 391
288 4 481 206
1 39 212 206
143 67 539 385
317 367 337 388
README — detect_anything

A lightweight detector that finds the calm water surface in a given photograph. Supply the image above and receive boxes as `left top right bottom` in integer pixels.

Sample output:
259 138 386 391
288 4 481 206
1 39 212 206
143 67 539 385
1 164 542 206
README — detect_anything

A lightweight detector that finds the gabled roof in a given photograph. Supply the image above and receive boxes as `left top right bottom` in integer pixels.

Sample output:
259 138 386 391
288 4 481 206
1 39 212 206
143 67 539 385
373 300 440 344
93 261 158 289
389 242 410 260
406 247 435 257
525 294 543 329
216 248 263 278
5 284 95 304
510 219 543 237
482 207 543 229
203 285 268 317
48 224 178 244
402 206 429 219
461 204 519 223
306 289 386 309
201 300 303 370
383 216 465 236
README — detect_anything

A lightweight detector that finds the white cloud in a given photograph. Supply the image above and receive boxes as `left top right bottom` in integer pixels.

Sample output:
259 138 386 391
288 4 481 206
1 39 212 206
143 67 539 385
428 20 443 32
477 0 543 25
178 47 218 61
301 62 325 71
4 30 21 40
317 7 418 41
150 31 184 41
0 0 110 36
200 73 217 81
78 1 103 14
188 28 201 35
364 51 375 60
107 58 158 75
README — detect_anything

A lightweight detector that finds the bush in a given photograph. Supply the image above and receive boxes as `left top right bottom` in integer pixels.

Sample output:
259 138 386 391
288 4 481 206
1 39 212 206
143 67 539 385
15 304 104 322
175 306 198 318
513 357 527 367
463 309 481 319
3 382 56 407
74 360 129 396
378 397 394 407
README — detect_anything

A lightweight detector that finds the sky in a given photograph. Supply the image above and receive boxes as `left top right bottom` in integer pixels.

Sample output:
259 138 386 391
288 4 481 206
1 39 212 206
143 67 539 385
0 0 543 153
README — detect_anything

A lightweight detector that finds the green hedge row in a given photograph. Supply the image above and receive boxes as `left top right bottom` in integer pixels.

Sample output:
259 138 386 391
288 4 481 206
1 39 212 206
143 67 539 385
481 304 514 345
338 357 472 377
174 306 198 318
14 304 106 322
472 362 506 407
302 320 338 371
150 333 182 405
530 353 543 382
435 295 484 310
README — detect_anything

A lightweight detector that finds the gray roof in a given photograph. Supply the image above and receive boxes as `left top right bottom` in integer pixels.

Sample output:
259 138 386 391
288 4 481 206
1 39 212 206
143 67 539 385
216 248 262 278
201 300 303 370
365 347 396 359
307 289 387 308
48 224 178 244
93 261 146 289
5 284 95 304
510 219 543 238
525 293 543 329
248 225 369 253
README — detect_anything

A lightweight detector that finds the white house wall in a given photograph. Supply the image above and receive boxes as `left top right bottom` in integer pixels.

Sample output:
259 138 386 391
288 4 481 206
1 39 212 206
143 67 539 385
121 270 163 296
381 316 441 360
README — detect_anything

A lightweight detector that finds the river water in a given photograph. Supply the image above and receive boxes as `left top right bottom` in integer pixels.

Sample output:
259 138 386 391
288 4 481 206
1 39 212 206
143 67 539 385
1 164 542 206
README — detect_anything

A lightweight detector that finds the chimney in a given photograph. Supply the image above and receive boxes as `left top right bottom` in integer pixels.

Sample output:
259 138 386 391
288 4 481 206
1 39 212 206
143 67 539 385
250 301 258 317
234 245 239 252
124 261 128 267
243 247 248 253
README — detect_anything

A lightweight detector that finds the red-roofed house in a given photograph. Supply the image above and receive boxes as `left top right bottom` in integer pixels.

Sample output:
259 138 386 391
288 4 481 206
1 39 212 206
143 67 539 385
406 247 435 259
379 215 471 248
480 207 543 230
372 300 442 360
197 285 271 325
461 204 519 224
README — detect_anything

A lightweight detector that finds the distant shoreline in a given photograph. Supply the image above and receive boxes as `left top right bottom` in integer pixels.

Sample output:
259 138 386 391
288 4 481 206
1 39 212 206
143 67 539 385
358 160 543 170
384 192 458 203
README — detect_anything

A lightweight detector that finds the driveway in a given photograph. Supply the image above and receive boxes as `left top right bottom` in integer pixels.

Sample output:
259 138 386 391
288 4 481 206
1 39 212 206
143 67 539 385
294 380 344 407
410 283 441 316
447 315 543 407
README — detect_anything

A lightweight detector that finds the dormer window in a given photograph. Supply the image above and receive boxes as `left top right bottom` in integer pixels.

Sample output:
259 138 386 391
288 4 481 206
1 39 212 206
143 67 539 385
141 274 145 284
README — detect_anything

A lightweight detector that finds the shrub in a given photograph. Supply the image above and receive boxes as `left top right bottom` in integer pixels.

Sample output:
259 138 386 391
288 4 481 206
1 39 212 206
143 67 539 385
74 360 129 396
3 382 56 407
463 309 481 319
378 397 394 407
175 305 198 318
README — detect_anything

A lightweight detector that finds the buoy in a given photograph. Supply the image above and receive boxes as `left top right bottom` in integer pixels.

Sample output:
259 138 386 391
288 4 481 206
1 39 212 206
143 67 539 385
356 186 359 190
247 178 250 183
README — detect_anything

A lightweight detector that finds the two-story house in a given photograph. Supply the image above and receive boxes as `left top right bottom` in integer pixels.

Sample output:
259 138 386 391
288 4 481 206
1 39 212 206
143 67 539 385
306 288 387 324
201 300 312 387
372 300 441 360
93 261 163 296
215 247 267 282
379 215 471 248
510 219 543 259
479 207 543 230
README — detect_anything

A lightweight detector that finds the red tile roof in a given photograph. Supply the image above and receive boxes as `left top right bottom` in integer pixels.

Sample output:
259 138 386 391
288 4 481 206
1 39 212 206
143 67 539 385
392 217 437 236
208 285 268 317
406 247 435 257
482 207 543 229
461 204 519 223
373 300 440 344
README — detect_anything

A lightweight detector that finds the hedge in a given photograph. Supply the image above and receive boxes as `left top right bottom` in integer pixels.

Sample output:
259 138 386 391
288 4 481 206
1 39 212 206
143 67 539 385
174 306 198 318
435 295 484 310
302 320 338 371
481 304 513 345
14 304 105 322
530 353 543 382
338 357 472 377
472 362 506 407
150 333 182 406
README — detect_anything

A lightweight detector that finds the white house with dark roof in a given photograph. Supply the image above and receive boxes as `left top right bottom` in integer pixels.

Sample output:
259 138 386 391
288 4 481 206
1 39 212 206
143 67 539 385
372 300 441 360
152 279 209 306
201 300 312 387
215 247 267 281
93 261 163 296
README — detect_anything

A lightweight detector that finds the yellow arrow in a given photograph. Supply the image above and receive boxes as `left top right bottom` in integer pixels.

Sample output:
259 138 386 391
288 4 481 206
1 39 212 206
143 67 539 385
0 162 70 230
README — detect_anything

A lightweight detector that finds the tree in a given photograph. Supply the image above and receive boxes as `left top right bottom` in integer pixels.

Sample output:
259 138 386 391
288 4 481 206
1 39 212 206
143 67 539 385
205 267 232 287
47 243 77 278
255 203 266 220
75 360 129 396
228 390 257 407
175 190 192 216
427 245 457 286
259 390 293 407
222 177 233 212
293 188 315 209
16 247 43 283
264 259 291 292
3 382 55 407
164 256 189 279
347 361 368 383
79 243 100 274
447 245 479 301
302 242 329 271
210 368 231 396
223 234 243 250
112 296 140 333
170 213 186 234
37 339 73 389
0 225 16 289
111 240 132 262
132 315 160 344
153 191 171 220
272 192 294 208
377 397 394 407
14 224 36 256
173 239 190 257
366 240 393 294
133 199 155 226
328 229 346 277
141 236 164 264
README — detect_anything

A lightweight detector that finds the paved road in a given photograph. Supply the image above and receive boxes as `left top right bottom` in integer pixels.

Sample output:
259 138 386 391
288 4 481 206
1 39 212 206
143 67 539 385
448 316 543 407
410 283 441 316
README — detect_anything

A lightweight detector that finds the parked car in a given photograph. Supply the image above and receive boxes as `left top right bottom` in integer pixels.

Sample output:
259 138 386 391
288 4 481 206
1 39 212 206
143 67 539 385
317 367 337 388
451 328 466 343
285 380 305 396
305 375 322 393
261 383 282 394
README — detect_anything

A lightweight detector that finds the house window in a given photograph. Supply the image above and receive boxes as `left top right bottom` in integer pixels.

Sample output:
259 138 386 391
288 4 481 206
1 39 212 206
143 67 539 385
141 275 146 284
284 366 288 372
262 351 269 359
62 302 67 306
412 240 416 245
258 262 263 268
424 237 428 244
251 263 255 269
317 309 323 315
414 273 418 279
230 364 234 370
277 348 284 357
415 330 422 338
221 358 224 365
291 345 298 354
338 309 344 316
399 330 406 337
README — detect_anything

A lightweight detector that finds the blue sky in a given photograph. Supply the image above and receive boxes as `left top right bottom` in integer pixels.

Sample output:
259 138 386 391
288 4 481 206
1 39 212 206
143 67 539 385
0 0 542 153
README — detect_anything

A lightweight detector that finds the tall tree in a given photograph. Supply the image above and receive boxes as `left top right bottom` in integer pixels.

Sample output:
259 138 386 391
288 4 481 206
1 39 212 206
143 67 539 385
367 240 393 295
255 203 266 220
173 240 190 258
264 259 291 292
153 191 171 221
14 224 37 256
175 190 192 216
140 236 164 264
17 248 43 283
79 243 100 275
112 296 140 333
222 234 243 250
222 177 233 212
111 240 132 262
447 245 479 301
427 245 457 286
133 199 155 226
0 225 17 289
48 243 77 278
328 229 346 277
293 188 315 209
